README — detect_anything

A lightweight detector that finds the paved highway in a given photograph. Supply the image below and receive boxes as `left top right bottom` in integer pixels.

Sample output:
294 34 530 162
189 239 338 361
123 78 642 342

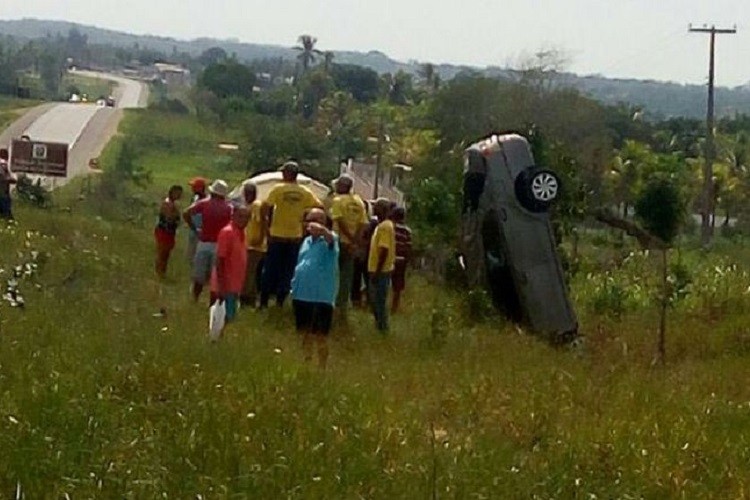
71 70 149 108
24 103 101 147
0 72 147 186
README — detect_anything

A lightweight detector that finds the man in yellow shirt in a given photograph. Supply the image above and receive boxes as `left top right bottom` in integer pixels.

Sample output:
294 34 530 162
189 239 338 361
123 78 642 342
260 161 322 308
240 181 267 308
368 198 396 332
329 174 368 315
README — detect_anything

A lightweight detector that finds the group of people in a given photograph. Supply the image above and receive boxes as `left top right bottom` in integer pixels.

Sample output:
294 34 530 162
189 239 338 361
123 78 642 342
154 161 413 368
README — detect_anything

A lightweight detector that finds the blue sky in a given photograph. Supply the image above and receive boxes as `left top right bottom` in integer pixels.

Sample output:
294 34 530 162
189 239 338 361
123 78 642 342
2 0 749 85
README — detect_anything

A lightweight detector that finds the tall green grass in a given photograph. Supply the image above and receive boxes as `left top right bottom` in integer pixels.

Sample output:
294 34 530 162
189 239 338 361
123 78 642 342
2 109 750 497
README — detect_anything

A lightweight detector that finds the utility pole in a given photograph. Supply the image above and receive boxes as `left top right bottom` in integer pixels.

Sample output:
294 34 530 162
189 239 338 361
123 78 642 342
374 117 384 199
689 24 737 247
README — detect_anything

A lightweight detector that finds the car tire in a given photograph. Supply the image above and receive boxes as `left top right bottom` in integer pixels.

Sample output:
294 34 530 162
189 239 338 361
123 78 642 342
515 168 560 212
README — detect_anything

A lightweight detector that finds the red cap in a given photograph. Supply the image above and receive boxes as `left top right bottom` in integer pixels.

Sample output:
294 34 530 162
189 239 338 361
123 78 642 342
189 177 207 191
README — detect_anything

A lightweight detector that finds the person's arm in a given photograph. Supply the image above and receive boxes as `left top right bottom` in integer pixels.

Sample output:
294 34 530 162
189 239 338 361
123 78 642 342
260 203 272 239
307 222 335 246
262 189 278 238
1 164 15 184
402 228 413 261
307 189 324 210
183 201 200 231
376 246 388 275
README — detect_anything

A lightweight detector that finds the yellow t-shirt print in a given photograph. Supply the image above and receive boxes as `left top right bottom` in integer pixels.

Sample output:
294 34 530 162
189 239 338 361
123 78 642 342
331 194 368 245
265 183 321 239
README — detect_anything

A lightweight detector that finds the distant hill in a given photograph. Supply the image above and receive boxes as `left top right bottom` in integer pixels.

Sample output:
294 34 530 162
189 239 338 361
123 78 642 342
2 18 749 119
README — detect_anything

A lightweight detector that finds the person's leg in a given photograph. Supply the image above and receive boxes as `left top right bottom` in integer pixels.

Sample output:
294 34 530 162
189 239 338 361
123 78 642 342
0 197 12 220
186 231 198 266
192 244 213 301
260 242 280 308
155 232 168 279
312 303 333 369
351 258 364 307
337 249 354 314
294 300 314 362
241 249 263 306
276 241 300 307
255 254 265 300
391 262 406 314
224 295 238 323
370 274 391 332
163 238 176 278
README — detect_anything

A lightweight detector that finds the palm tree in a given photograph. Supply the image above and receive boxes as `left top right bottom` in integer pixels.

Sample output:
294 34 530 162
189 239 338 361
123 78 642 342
419 63 436 90
294 35 322 74
323 51 335 74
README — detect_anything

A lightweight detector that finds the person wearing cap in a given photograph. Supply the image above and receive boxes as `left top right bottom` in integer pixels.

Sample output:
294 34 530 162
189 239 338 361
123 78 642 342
154 184 184 279
186 177 208 265
0 148 17 219
329 173 368 316
183 179 233 302
368 198 396 332
260 161 322 308
240 181 267 307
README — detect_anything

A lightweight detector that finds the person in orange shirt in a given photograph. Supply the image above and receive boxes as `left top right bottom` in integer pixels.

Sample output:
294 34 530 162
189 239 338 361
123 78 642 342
240 181 267 308
210 206 250 337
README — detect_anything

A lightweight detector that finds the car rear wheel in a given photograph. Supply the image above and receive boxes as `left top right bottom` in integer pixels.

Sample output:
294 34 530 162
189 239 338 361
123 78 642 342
515 168 560 212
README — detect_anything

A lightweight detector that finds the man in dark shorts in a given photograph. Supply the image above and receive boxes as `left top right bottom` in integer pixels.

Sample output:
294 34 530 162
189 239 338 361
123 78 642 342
390 206 413 313
291 208 339 369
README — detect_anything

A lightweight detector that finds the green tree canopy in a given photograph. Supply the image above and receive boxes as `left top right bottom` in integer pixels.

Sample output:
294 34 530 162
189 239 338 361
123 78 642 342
198 60 256 100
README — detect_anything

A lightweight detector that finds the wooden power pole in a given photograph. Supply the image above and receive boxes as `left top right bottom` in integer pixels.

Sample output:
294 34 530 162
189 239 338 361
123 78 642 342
374 118 384 199
689 24 736 247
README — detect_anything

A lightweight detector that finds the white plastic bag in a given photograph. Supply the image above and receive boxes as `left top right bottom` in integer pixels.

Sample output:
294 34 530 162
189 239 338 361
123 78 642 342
209 300 226 341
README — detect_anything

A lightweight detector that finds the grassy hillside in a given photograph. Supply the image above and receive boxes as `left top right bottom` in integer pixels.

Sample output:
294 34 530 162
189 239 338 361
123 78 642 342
3 109 750 497
0 96 40 131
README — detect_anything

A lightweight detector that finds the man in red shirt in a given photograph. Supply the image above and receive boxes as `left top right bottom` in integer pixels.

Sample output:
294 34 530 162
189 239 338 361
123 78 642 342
210 206 250 335
183 179 232 301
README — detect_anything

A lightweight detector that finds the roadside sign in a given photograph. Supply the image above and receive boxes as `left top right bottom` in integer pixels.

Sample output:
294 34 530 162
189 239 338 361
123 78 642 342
10 139 68 177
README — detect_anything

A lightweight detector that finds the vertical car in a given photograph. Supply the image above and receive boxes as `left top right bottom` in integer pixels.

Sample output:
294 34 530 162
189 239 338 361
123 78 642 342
460 133 578 342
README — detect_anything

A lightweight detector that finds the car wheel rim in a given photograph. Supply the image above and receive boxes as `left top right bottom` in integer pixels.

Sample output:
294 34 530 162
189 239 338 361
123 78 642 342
531 173 558 202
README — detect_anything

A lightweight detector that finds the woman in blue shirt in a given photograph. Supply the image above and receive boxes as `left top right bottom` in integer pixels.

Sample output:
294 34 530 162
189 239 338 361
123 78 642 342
291 208 339 369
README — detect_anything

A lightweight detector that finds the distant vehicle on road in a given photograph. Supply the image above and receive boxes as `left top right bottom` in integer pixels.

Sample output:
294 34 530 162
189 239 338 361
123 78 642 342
96 98 106 107
105 96 116 108
69 93 81 103
460 133 577 343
